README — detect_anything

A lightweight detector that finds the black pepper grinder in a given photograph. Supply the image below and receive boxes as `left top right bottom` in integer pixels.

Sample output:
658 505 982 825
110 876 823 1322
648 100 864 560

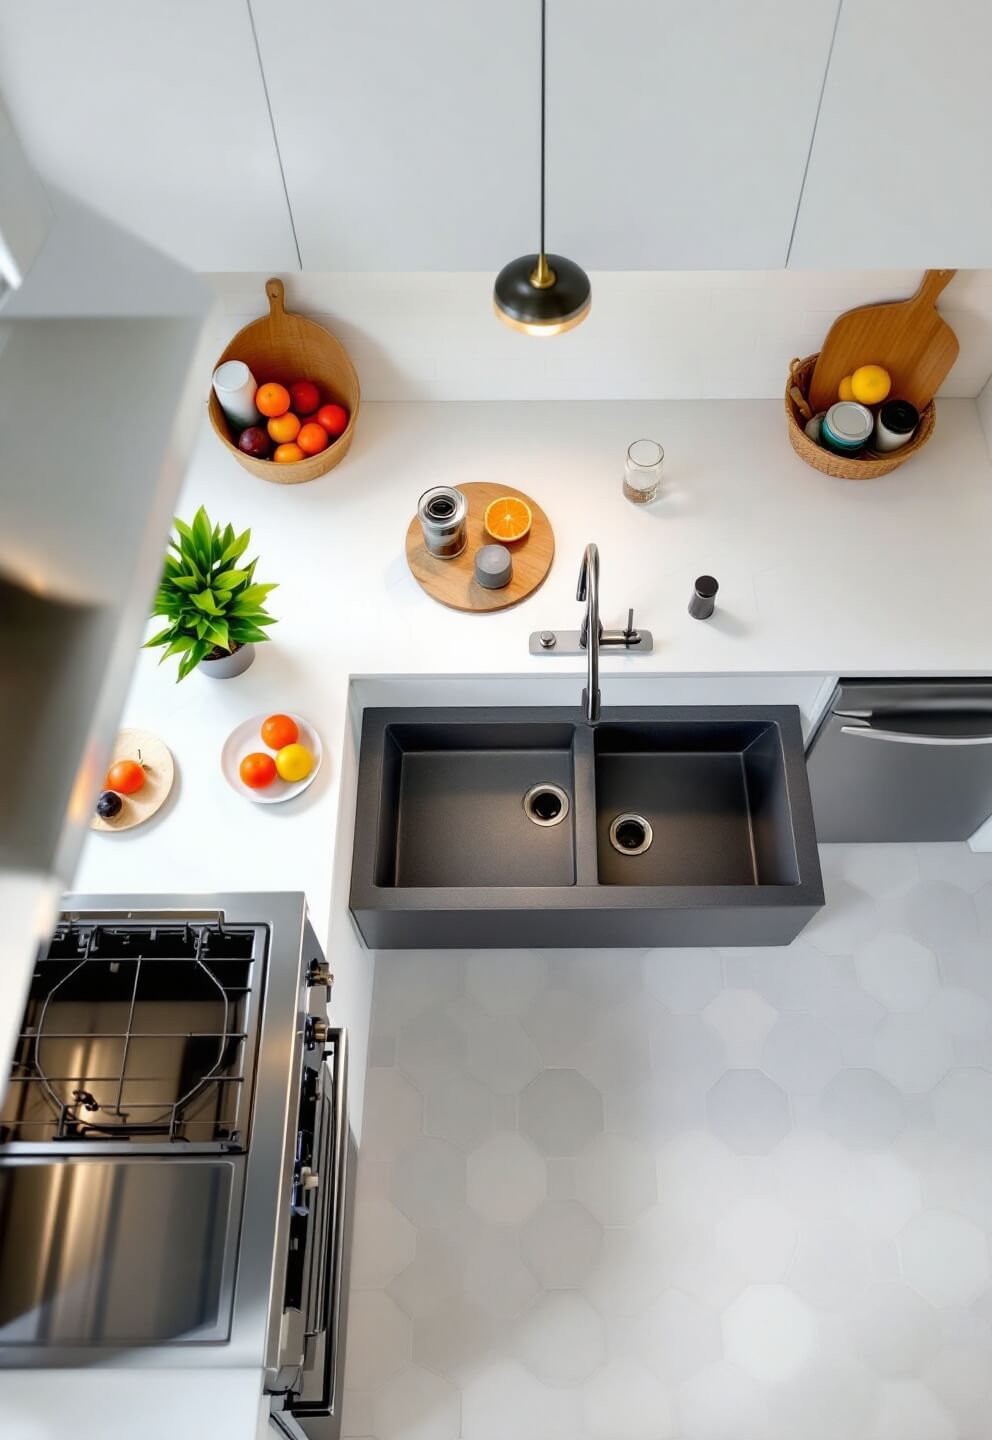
689 575 719 620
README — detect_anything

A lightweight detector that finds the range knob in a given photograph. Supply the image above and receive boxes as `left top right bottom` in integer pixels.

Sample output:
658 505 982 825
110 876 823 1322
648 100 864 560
307 959 333 989
305 1016 329 1050
299 1166 320 1192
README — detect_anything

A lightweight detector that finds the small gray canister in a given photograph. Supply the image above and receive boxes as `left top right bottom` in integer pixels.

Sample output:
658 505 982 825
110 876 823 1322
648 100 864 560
418 486 468 558
475 544 513 590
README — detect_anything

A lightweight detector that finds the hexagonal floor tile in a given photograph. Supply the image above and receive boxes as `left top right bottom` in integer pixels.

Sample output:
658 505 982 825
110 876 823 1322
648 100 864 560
642 948 722 1012
581 1357 676 1440
855 932 939 1012
820 1069 906 1151
390 1135 467 1231
362 1066 424 1163
576 999 653 1096
761 1013 843 1094
345 1291 411 1391
521 985 595 1067
874 1013 953 1093
424 1072 495 1151
462 1221 541 1318
656 1131 749 1225
715 1194 799 1281
700 989 778 1068
464 1013 542 1095
633 1288 722 1384
373 1363 460 1440
677 1360 770 1440
764 1356 879 1440
467 1132 546 1225
574 1132 656 1225
722 1285 816 1383
651 1011 727 1082
848 1281 941 1377
350 1196 416 1290
843 844 921 899
839 1151 923 1235
903 881 981 953
519 1068 604 1157
396 1009 468 1091
900 1208 991 1306
932 1068 992 1146
372 951 465 1037
706 1070 791 1155
387 1229 461 1320
520 1200 603 1289
787 1214 873 1311
515 1290 606 1386
870 1379 955 1440
582 1224 669 1320
465 949 548 1016
460 1359 579 1440
411 1294 498 1381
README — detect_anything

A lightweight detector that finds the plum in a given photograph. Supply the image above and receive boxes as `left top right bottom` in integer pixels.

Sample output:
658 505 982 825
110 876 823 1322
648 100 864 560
96 790 123 820
238 425 272 459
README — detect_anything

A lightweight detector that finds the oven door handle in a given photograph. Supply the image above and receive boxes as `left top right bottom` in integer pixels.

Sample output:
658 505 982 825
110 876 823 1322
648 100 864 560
840 724 992 747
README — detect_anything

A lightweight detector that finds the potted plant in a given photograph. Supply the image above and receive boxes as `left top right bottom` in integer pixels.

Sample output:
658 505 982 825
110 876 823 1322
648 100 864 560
144 505 278 680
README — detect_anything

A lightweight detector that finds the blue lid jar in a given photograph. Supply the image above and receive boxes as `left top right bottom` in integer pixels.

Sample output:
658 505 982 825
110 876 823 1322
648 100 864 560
821 402 874 457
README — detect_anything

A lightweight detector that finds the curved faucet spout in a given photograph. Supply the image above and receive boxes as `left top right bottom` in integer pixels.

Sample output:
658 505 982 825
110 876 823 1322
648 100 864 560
577 543 601 723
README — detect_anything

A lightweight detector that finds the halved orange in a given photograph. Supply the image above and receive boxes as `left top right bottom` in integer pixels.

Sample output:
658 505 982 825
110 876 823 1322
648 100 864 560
483 495 532 543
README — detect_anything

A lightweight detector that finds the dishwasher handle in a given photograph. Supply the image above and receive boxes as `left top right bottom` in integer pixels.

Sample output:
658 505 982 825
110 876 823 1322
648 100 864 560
840 724 992 747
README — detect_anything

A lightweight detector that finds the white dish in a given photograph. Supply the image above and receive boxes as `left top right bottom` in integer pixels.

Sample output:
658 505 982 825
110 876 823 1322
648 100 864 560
221 713 322 805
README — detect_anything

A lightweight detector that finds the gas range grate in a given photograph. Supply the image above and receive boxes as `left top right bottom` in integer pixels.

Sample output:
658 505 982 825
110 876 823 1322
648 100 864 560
2 919 267 1147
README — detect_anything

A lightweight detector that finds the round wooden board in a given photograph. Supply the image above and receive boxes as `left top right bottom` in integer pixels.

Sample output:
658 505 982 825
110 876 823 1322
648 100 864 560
91 728 174 833
405 482 554 613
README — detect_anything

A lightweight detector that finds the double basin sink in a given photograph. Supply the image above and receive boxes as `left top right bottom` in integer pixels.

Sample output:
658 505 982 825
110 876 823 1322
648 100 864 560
350 707 823 949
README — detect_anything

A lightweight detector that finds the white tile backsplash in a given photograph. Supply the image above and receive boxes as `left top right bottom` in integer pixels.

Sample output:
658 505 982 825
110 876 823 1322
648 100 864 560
203 269 992 403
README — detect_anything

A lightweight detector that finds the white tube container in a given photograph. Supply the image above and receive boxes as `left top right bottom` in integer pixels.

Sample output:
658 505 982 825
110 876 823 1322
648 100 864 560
212 360 258 431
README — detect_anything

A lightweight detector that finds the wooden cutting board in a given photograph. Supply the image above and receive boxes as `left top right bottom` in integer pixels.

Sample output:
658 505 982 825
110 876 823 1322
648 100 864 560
405 481 553 612
808 269 959 414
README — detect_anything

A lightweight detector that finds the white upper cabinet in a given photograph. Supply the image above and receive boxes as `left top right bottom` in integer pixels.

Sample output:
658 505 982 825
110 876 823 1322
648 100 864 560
544 0 840 269
790 1 992 267
251 0 538 269
0 0 298 272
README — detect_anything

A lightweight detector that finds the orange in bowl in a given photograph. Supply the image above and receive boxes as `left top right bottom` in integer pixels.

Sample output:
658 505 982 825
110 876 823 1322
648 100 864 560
297 421 329 456
483 495 532 543
268 411 301 444
256 382 291 418
274 442 305 464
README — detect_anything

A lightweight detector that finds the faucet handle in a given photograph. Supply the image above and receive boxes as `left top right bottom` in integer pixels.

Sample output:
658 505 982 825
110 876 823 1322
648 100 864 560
623 608 640 646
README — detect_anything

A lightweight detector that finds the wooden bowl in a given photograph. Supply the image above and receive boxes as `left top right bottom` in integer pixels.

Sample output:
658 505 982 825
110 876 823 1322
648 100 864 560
785 354 935 480
208 277 360 485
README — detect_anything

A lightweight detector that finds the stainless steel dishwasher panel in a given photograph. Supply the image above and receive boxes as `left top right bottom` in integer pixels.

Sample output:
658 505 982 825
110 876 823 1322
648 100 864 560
0 1157 242 1347
807 680 992 842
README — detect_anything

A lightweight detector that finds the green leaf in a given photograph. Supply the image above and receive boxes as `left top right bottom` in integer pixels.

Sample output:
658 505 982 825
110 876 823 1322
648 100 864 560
195 617 210 639
191 588 223 615
212 568 250 591
171 575 201 592
158 634 197 664
174 517 195 544
204 619 230 650
142 625 176 649
218 528 251 568
177 638 208 681
228 622 273 645
228 582 277 611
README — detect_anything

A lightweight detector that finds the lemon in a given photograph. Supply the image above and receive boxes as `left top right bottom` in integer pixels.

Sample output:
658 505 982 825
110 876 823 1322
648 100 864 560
838 375 855 401
850 364 891 405
275 742 314 783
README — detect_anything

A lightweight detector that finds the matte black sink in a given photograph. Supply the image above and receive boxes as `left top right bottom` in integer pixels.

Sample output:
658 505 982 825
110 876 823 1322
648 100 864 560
351 706 823 949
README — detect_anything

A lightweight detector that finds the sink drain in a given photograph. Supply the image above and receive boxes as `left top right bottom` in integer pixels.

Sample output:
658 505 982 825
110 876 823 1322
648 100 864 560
523 784 570 827
609 813 653 856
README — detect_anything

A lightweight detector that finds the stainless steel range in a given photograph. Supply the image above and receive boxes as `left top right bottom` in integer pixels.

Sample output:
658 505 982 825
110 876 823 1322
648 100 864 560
0 892 350 1440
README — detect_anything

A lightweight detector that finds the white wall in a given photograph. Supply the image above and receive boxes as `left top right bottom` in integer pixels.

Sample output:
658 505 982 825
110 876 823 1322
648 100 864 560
203 269 992 404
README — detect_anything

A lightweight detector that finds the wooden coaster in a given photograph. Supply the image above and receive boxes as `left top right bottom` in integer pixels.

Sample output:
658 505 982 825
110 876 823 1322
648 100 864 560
91 728 175 833
405 481 554 613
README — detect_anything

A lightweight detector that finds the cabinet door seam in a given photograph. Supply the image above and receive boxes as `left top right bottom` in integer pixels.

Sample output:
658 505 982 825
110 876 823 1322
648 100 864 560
785 0 844 268
246 0 303 271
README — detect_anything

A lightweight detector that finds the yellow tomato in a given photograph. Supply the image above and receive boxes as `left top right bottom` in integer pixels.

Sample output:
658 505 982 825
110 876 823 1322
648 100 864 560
838 375 855 401
850 364 891 405
275 743 314 782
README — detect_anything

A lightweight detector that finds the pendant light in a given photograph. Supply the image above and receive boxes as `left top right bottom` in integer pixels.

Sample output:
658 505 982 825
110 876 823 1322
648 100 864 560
493 0 590 336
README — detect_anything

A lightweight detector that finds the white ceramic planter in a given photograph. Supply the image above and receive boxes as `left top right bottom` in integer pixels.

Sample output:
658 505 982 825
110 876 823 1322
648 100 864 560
200 642 255 680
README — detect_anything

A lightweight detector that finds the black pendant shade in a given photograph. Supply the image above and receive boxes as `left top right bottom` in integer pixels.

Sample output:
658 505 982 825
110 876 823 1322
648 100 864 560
493 0 590 336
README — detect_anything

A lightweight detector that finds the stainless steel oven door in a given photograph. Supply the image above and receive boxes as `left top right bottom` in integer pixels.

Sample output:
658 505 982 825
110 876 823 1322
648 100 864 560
0 1156 243 1353
270 1030 350 1438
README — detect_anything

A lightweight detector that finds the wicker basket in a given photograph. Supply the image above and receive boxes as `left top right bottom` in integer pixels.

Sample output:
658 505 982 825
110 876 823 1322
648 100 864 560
785 354 935 480
209 278 360 485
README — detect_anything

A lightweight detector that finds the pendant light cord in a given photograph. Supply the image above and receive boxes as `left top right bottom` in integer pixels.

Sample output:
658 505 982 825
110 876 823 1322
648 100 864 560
539 0 546 258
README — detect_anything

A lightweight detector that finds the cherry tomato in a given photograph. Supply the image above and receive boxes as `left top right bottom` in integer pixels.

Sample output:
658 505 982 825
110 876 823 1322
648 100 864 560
316 403 349 438
289 380 320 416
239 752 277 789
105 759 145 794
261 713 299 750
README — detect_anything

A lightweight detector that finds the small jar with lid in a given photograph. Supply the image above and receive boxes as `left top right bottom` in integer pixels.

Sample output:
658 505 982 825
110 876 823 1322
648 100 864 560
820 401 874 457
874 399 920 453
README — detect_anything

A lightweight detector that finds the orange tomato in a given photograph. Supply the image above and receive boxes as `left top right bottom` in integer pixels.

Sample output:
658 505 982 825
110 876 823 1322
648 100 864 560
256 382 290 418
297 422 329 456
267 411 301 444
289 380 320 415
106 759 145 794
239 752 277 788
273 442 305 464
316 403 349 438
261 713 299 750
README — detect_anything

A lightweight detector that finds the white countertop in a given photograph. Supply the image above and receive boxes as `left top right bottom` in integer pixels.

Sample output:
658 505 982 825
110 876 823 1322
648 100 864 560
8 396 992 1438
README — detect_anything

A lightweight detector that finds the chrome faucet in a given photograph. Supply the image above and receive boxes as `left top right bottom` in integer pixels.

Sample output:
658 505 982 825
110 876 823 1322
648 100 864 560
529 544 654 697
577 543 601 722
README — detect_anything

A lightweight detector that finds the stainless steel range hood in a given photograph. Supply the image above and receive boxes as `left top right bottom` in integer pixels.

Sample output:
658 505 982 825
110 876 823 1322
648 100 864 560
0 94 211 1070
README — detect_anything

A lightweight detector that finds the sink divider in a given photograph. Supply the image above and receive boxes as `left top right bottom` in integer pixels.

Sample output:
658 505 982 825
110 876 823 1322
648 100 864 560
571 723 600 888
